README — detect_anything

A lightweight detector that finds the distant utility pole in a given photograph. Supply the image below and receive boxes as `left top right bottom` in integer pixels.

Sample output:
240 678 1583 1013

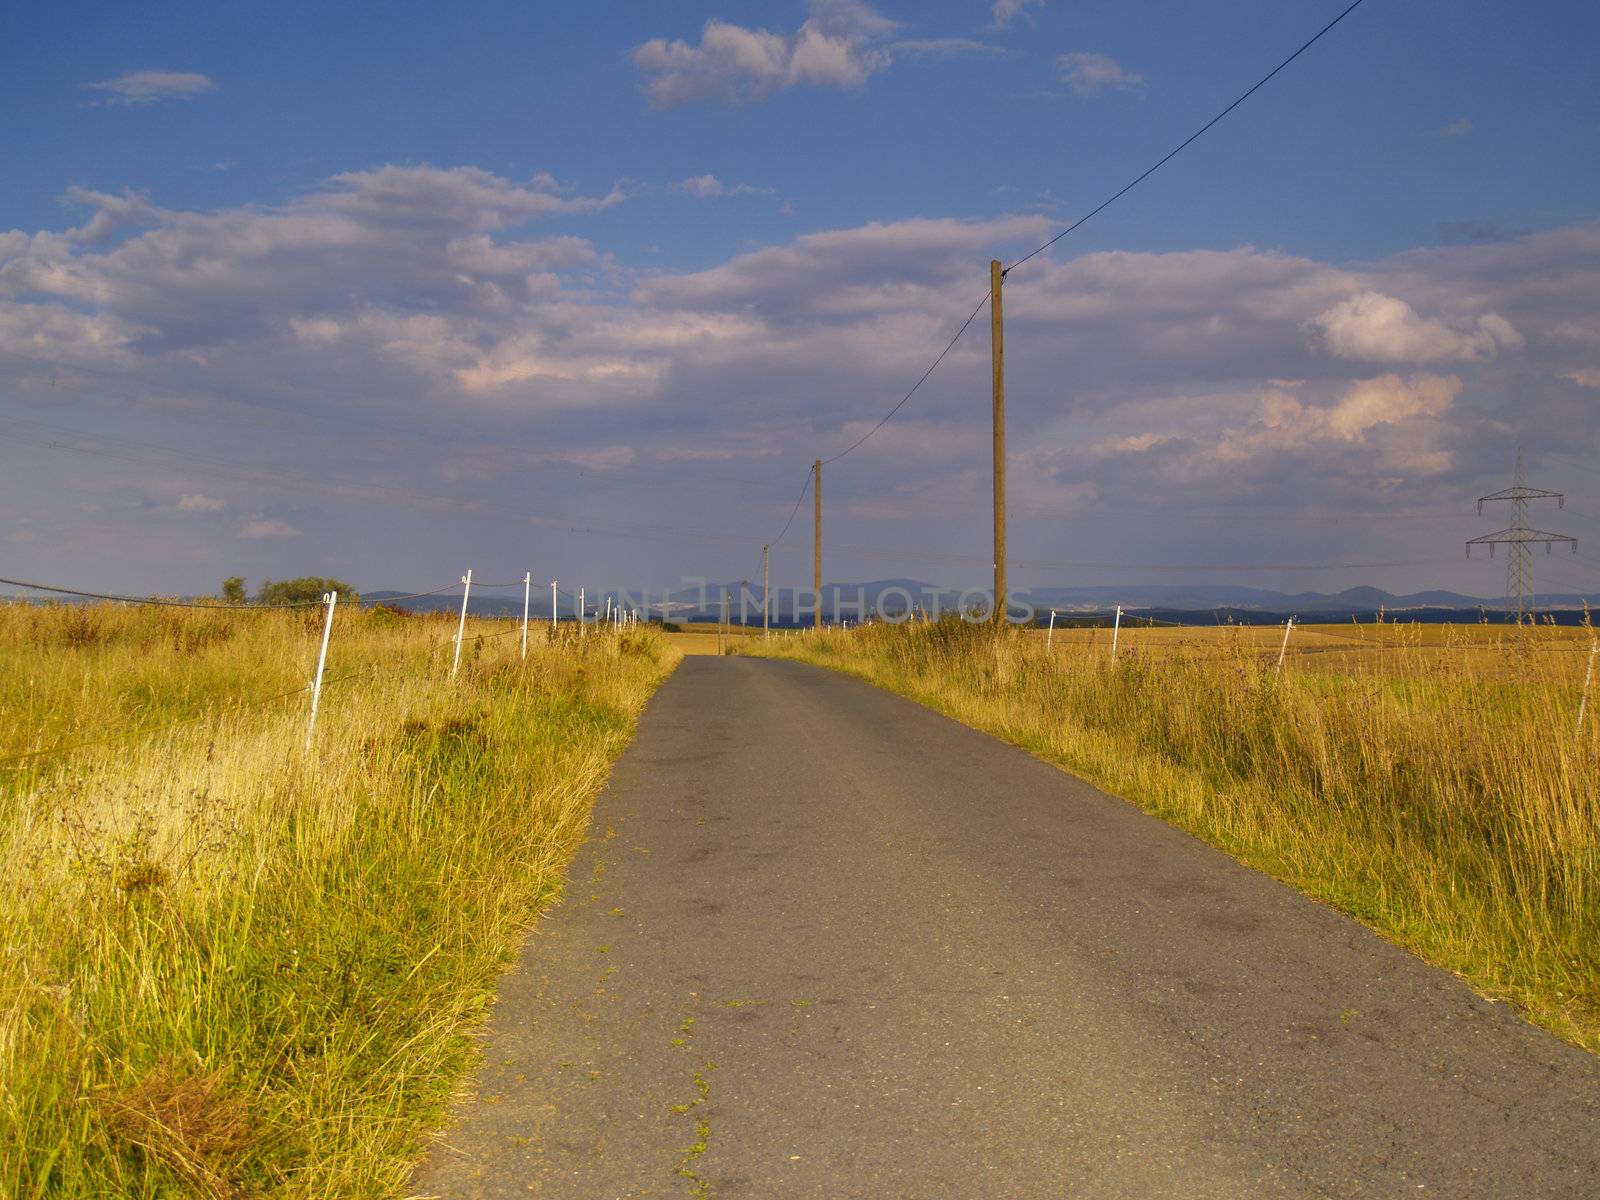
991 258 1006 623
1467 449 1576 622
813 458 823 630
762 543 771 638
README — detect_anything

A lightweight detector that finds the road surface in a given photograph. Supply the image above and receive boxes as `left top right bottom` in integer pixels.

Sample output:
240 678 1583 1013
411 656 1600 1198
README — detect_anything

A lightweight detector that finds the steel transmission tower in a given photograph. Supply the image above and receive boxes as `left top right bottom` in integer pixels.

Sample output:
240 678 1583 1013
1466 449 1576 621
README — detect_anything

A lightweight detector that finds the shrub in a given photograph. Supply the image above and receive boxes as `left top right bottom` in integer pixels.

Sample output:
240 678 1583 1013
257 577 360 606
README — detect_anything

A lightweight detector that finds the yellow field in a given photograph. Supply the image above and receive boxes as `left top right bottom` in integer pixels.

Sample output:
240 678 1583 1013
663 622 770 656
1031 620 1596 680
0 602 679 1198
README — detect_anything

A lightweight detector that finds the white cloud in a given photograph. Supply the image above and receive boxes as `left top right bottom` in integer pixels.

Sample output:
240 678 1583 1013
990 0 1044 29
2 162 1597 591
630 1 898 108
1564 369 1600 389
289 317 346 344
671 174 775 199
1311 291 1523 364
889 39 1003 62
1083 431 1177 459
0 301 145 365
0 167 620 369
1057 51 1143 98
1551 320 1600 348
178 494 224 511
238 519 299 538
59 187 162 246
1439 118 1474 137
88 71 218 106
1211 374 1461 474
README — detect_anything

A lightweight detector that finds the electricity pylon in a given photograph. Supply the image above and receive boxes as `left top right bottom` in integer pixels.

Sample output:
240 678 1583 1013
1466 449 1576 621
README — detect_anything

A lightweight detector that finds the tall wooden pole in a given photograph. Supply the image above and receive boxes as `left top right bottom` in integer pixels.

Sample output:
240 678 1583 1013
991 259 1006 623
813 459 823 630
762 543 771 638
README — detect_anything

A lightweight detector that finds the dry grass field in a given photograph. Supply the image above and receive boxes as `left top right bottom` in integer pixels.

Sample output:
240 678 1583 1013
1032 619 1597 679
0 601 679 1198
748 617 1600 1054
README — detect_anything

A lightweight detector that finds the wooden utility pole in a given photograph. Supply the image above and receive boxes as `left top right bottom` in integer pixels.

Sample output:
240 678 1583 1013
813 459 823 630
762 543 771 638
991 258 1006 623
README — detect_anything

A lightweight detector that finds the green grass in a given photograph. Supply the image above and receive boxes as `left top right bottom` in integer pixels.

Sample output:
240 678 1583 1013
0 601 679 1198
748 618 1600 1054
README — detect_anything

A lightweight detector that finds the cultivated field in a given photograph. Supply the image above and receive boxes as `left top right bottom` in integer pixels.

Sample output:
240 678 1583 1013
747 617 1600 1053
1035 617 1596 674
0 601 678 1198
662 622 767 656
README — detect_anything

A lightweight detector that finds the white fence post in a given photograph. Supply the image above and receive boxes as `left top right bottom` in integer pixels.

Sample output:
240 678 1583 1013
1276 616 1295 678
1579 639 1598 735
1047 609 1056 650
451 569 472 679
578 587 586 638
521 571 531 660
1111 605 1123 662
305 590 338 751
550 579 558 628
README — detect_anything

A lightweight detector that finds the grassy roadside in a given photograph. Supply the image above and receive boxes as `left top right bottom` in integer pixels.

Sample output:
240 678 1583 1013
746 619 1600 1054
0 602 679 1198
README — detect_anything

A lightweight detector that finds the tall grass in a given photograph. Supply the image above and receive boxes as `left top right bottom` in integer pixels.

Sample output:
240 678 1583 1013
750 618 1600 1052
0 601 679 1198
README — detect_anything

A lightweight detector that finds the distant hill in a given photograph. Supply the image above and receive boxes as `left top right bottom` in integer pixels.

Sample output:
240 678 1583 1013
356 579 1589 626
3 579 1588 626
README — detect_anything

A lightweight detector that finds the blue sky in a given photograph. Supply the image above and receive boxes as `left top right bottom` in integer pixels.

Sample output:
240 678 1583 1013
3 0 1599 601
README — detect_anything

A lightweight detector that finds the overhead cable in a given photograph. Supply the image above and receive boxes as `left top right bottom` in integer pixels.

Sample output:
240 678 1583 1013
1005 0 1370 274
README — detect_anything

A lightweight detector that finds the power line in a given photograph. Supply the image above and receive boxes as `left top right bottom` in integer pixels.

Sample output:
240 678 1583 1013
2 2 1397 589
9 0 1379 586
819 291 992 466
800 0 1369 476
771 466 815 545
1005 0 1370 274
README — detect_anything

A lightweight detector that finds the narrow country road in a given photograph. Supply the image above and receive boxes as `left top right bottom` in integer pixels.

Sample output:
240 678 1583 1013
411 656 1600 1199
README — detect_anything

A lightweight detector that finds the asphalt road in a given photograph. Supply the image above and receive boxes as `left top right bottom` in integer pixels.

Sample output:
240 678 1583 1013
411 656 1600 1199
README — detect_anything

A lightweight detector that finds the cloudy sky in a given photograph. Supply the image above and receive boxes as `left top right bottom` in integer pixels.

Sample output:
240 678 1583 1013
3 0 1598 601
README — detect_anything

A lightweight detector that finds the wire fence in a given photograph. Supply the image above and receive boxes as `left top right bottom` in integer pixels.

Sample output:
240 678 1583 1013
0 576 468 610
1028 605 1597 662
0 568 650 771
